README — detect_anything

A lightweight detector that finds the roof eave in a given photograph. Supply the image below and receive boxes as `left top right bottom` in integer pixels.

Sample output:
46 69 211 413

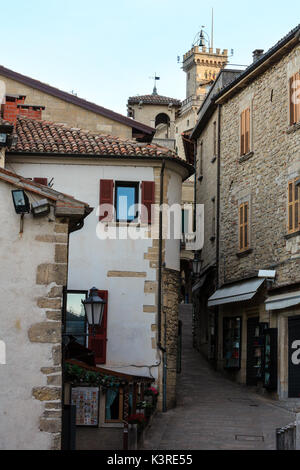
215 28 300 105
7 150 195 179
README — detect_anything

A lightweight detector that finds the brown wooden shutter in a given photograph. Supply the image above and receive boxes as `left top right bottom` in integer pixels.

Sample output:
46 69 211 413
244 202 249 249
141 181 155 224
240 111 245 155
290 75 296 125
296 72 300 124
239 204 244 250
288 181 294 232
33 177 48 186
245 108 250 154
88 290 108 364
99 179 114 221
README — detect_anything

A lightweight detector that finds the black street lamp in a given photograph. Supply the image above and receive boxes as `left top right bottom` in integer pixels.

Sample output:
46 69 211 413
192 253 202 278
81 287 106 335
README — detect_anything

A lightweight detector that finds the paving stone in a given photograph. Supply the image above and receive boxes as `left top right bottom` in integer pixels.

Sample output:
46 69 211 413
143 310 294 450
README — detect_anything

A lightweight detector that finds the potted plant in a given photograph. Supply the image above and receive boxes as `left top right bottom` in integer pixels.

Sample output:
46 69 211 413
144 386 159 407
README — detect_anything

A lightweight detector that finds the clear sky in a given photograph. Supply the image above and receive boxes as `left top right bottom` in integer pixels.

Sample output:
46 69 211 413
0 0 299 116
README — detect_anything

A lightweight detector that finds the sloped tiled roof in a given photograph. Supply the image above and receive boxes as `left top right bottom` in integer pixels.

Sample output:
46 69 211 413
128 94 182 106
10 116 178 158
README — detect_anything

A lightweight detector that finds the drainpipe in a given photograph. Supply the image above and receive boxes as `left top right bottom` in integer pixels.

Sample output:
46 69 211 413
216 104 221 289
193 141 197 234
215 104 222 369
157 159 167 413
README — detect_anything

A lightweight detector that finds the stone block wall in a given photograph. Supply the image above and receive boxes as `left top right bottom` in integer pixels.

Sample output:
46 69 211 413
219 44 300 288
29 219 69 450
162 268 180 410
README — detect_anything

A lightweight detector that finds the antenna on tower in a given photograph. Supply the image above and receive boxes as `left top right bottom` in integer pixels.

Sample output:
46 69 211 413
211 8 214 50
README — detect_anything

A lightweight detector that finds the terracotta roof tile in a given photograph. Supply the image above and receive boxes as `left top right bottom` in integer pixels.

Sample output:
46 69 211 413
10 115 182 160
128 94 181 106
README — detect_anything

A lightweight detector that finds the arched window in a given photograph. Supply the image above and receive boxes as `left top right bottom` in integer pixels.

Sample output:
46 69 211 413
155 113 170 128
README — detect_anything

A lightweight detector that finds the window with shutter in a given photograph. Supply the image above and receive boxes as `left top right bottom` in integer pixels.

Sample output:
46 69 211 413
290 72 300 125
239 202 250 251
141 181 155 224
288 180 300 234
115 181 139 222
33 177 48 186
99 180 114 221
88 290 108 364
240 108 251 156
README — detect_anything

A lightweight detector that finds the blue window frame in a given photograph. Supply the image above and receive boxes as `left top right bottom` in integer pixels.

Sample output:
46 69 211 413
115 181 139 222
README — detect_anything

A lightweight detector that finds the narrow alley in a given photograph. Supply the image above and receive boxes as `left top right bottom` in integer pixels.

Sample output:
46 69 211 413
143 307 295 450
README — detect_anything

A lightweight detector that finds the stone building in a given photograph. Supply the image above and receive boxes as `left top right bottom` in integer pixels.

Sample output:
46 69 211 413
175 41 228 161
127 32 229 303
0 65 155 141
2 98 193 429
127 90 181 150
188 69 242 360
192 24 300 399
0 161 91 450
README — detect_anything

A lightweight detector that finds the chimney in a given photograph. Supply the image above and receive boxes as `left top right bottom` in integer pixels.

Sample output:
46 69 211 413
252 49 264 63
1 95 45 124
18 104 45 120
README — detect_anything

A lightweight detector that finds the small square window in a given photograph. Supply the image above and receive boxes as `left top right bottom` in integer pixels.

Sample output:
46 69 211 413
115 182 139 222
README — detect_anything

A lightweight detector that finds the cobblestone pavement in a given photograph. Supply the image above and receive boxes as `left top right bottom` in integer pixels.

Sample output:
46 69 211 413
143 308 295 450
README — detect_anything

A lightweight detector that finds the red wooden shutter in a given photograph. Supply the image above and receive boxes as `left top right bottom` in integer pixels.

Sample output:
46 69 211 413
141 181 155 224
99 179 114 221
88 290 108 364
33 177 48 186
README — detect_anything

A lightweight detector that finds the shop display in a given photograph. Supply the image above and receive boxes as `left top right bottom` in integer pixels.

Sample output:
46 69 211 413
71 387 99 426
223 317 242 369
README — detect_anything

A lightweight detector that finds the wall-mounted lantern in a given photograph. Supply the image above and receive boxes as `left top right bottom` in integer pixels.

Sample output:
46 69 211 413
31 199 50 217
192 252 203 278
82 287 106 335
11 190 30 215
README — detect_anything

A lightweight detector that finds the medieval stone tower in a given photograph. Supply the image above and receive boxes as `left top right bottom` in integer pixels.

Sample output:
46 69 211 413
175 37 228 159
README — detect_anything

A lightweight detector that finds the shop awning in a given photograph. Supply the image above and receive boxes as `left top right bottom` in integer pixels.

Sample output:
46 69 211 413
265 291 300 311
208 278 265 307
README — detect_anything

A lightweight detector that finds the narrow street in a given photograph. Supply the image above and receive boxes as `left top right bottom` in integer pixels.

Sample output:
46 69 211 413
143 307 294 450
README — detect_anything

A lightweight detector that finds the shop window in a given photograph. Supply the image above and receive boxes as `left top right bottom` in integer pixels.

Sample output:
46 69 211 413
239 202 249 252
240 107 250 155
263 328 278 391
289 71 300 125
288 179 300 233
105 388 132 423
223 317 242 369
115 181 139 222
